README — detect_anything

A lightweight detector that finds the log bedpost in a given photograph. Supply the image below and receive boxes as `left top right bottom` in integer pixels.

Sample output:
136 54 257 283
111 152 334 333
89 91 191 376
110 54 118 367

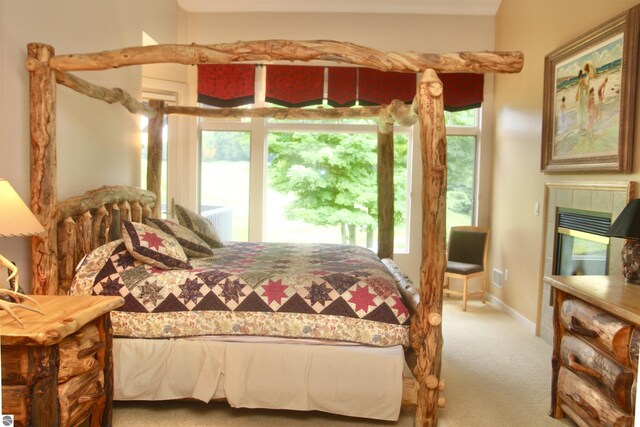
27 43 58 295
414 69 447 427
147 99 164 218
377 123 395 260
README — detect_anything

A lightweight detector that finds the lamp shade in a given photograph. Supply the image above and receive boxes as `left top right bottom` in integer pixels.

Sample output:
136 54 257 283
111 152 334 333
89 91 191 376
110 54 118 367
0 179 44 237
607 199 640 239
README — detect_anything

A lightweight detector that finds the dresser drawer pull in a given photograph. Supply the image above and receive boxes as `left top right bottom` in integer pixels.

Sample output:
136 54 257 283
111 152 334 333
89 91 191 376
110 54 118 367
569 316 598 338
77 342 105 359
568 393 599 421
567 354 602 380
77 389 105 404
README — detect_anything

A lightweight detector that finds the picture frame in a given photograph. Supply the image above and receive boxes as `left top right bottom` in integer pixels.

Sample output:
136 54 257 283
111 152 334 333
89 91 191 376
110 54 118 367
541 5 640 173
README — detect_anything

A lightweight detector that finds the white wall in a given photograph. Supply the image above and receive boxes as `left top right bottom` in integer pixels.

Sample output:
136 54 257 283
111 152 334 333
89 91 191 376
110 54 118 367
0 0 183 291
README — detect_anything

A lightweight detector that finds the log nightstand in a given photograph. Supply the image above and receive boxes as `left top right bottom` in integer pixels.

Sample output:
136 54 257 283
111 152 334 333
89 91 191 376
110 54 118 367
1 295 124 427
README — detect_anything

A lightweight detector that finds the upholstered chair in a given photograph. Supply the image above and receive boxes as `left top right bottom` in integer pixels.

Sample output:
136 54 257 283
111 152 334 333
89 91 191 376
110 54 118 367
443 226 490 311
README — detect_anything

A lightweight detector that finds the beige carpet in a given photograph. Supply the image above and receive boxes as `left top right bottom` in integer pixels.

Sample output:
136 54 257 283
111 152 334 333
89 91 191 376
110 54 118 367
112 298 571 426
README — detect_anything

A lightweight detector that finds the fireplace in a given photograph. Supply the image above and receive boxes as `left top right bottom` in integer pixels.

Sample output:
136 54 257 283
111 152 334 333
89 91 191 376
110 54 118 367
553 208 611 276
538 181 632 345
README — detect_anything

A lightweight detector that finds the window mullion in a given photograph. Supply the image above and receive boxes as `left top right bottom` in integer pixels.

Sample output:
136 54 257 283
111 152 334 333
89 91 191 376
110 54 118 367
248 117 266 242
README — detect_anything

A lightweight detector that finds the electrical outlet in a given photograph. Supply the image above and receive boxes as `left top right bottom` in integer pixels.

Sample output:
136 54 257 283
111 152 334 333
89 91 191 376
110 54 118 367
504 269 509 282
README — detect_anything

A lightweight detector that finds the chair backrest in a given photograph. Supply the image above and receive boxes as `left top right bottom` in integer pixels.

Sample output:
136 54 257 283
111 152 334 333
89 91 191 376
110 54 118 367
447 226 490 267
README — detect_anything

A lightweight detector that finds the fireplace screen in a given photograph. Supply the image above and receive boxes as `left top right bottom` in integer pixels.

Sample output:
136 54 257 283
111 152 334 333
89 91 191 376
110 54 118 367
554 209 611 276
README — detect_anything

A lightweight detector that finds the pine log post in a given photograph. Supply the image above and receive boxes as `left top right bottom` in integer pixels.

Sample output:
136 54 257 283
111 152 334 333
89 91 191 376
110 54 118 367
377 124 394 260
414 69 447 427
147 99 164 218
26 43 58 295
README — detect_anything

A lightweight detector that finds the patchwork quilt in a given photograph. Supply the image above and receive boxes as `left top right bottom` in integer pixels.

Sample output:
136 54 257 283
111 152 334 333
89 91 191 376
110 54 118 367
72 240 410 346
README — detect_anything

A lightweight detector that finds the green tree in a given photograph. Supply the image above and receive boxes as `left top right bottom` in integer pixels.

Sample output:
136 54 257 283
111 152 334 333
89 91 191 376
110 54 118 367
268 132 406 246
447 135 475 217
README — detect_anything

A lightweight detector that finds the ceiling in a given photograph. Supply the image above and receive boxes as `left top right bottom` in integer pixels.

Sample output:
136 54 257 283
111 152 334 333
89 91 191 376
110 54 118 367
177 0 503 16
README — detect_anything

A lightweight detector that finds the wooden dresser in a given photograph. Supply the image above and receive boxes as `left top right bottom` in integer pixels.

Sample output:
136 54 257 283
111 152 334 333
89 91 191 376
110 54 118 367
1 295 124 427
545 275 640 427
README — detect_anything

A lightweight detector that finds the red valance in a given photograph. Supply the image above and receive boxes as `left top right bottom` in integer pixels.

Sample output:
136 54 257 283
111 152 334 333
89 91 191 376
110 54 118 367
439 73 484 112
358 68 417 106
197 64 255 108
327 67 358 107
197 65 484 112
265 65 324 108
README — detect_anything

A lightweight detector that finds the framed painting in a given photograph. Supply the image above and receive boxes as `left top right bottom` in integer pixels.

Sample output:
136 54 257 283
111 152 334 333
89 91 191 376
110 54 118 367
541 5 640 173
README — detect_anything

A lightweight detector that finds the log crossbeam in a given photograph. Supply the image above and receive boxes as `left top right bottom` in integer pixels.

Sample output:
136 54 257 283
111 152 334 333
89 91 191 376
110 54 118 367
46 40 524 74
53 71 157 117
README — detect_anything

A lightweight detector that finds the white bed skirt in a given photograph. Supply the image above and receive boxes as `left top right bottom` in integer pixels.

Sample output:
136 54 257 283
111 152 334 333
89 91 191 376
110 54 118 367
113 337 406 421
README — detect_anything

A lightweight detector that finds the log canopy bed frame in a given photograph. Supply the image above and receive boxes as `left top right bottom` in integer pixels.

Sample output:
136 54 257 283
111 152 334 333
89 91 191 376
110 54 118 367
26 40 523 426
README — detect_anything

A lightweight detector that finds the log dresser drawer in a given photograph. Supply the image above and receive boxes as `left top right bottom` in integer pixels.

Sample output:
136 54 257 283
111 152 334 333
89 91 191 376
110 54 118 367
545 275 640 427
0 295 123 427
560 297 633 365
559 334 634 411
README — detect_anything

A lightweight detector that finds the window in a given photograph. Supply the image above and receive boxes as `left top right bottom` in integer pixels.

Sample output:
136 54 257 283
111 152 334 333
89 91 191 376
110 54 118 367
196 114 412 252
174 70 483 256
445 108 480 237
199 130 250 241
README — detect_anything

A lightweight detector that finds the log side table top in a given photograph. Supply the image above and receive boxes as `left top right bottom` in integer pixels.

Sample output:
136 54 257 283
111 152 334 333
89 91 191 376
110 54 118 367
544 275 640 325
0 295 124 346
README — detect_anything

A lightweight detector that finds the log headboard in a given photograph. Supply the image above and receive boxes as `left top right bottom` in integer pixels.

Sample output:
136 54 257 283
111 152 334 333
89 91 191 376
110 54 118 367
55 185 155 296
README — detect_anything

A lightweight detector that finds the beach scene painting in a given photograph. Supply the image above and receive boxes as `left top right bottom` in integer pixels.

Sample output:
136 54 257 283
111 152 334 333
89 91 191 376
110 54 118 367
541 5 639 173
552 33 624 160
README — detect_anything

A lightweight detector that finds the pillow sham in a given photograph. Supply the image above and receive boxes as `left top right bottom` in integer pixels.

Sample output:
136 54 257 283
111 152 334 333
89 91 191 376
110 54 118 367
174 204 224 248
145 217 214 258
121 220 191 270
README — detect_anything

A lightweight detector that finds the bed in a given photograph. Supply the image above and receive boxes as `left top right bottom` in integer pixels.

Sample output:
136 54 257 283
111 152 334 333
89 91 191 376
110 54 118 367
61 188 414 420
25 40 524 425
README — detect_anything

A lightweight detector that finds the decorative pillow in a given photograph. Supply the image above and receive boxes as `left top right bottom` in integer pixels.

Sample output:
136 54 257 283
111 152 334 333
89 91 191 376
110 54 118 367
174 204 224 248
145 217 214 258
121 221 191 270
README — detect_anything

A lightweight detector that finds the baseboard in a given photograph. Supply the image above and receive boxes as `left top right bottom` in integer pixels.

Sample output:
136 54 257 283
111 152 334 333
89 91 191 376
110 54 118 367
486 294 536 334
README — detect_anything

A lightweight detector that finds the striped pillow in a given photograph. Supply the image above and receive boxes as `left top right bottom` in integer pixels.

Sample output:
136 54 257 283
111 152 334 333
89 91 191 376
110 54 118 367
175 204 224 248
145 218 214 258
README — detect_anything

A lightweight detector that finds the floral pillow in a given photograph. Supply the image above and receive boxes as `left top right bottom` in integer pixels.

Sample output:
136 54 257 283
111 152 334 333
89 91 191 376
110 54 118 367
145 217 214 258
121 221 191 270
174 204 224 248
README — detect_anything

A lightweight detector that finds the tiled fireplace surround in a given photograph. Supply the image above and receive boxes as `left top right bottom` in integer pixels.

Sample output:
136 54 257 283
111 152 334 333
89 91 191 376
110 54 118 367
538 181 633 344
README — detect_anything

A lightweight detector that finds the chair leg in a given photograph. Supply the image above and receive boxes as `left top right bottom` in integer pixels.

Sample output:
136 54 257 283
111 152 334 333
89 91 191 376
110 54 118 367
462 277 468 311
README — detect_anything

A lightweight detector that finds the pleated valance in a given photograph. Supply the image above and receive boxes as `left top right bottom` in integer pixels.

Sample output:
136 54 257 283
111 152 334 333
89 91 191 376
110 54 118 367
197 64 484 111
197 64 255 107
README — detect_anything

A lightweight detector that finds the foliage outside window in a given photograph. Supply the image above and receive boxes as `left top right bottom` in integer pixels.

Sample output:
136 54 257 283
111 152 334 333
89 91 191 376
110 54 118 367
267 132 407 249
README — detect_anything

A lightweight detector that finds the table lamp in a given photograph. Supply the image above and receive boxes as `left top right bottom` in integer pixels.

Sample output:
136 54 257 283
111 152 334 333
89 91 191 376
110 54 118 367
0 178 45 325
607 198 640 284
